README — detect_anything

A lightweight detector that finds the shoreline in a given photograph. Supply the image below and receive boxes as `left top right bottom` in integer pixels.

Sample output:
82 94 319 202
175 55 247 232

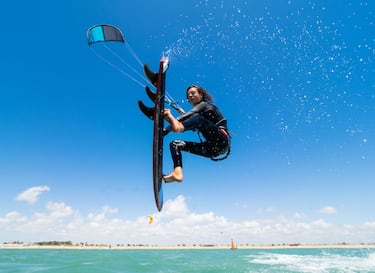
1 243 375 250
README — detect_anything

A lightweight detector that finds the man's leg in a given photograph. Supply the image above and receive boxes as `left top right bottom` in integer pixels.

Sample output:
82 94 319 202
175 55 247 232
164 140 185 183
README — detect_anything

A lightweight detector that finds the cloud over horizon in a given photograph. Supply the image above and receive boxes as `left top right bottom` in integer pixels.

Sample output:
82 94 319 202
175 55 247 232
1 194 374 245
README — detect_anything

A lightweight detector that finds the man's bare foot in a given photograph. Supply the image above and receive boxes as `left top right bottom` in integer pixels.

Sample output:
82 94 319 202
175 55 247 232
164 167 183 183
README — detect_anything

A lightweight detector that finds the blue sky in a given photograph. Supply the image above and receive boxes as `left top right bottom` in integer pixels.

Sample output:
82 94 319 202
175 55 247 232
0 0 374 245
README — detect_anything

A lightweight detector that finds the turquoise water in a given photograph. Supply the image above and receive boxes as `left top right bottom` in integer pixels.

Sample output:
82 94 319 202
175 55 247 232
1 248 374 273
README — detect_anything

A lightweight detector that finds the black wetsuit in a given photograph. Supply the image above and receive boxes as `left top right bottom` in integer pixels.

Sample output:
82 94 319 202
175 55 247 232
166 101 230 168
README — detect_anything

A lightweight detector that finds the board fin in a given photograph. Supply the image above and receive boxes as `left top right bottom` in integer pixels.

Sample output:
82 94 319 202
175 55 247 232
145 86 156 102
138 100 154 120
143 64 158 87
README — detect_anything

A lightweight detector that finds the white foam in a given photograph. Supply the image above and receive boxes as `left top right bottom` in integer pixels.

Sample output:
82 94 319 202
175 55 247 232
247 250 375 273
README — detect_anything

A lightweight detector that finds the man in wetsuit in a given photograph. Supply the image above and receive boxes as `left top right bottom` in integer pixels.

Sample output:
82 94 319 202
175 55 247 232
163 85 230 183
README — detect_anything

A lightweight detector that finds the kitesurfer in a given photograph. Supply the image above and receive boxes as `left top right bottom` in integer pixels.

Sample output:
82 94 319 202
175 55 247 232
163 85 230 183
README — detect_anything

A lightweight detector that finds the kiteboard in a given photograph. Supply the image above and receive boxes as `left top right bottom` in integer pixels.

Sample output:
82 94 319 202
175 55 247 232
138 57 169 211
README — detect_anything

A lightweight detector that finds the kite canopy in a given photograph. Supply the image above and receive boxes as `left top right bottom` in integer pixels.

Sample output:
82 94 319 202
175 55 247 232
86 24 124 46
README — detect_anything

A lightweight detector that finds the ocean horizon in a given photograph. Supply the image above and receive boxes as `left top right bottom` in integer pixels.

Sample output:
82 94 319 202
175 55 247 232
1 247 374 273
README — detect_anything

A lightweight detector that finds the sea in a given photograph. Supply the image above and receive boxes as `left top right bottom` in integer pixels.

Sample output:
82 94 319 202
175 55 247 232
1 248 375 273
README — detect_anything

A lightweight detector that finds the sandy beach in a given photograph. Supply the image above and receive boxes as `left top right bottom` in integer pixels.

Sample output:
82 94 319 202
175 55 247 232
1 243 375 250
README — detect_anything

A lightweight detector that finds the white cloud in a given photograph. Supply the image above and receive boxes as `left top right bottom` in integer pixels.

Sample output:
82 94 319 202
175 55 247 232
15 186 50 204
293 212 307 219
319 206 337 215
0 211 27 227
311 219 332 229
46 202 74 219
160 195 189 218
363 221 375 228
0 195 373 245
88 206 119 222
257 207 275 214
